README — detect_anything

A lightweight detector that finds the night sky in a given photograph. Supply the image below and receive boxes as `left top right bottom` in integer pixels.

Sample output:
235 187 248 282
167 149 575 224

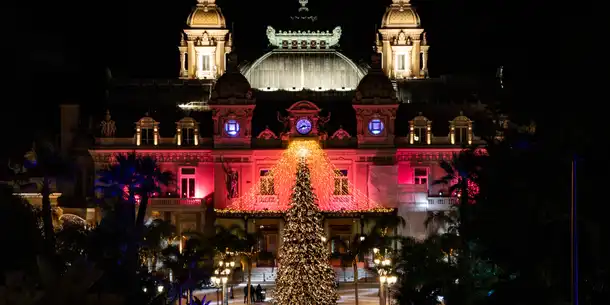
5 0 548 159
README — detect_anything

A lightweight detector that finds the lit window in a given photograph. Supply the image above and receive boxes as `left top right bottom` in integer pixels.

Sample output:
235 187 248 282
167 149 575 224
202 55 210 71
181 128 195 145
455 126 467 144
180 168 196 198
224 120 240 137
141 128 153 144
334 170 349 195
259 170 275 195
368 119 384 135
396 54 405 71
414 168 428 185
413 127 425 143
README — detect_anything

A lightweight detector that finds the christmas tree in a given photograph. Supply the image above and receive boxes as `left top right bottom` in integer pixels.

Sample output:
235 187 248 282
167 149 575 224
274 156 339 305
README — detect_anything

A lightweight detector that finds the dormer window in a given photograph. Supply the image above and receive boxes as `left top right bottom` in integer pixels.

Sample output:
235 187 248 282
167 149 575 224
135 116 159 146
142 128 154 144
450 112 473 145
177 117 199 146
409 113 431 145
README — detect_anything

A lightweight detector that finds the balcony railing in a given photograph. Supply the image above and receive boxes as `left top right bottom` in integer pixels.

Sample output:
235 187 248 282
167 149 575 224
149 198 203 206
428 197 458 206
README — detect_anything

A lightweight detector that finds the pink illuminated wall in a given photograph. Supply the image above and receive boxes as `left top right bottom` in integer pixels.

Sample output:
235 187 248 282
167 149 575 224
158 163 214 199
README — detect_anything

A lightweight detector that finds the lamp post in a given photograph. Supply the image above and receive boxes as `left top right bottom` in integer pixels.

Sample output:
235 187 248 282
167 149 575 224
212 256 235 305
372 248 396 305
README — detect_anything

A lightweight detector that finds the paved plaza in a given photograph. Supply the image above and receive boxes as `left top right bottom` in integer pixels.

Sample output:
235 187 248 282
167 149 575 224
193 282 385 305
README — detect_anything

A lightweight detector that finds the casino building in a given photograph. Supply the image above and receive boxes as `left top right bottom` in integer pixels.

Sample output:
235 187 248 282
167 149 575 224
55 0 498 273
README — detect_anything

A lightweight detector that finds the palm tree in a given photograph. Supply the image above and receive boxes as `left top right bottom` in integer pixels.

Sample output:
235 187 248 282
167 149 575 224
162 231 213 305
394 236 458 305
330 233 372 305
97 152 174 232
212 224 262 305
367 213 406 251
97 152 174 291
18 140 72 251
424 210 459 236
142 219 176 273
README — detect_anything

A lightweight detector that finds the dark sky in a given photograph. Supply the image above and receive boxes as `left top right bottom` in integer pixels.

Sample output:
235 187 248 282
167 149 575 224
5 0 548 158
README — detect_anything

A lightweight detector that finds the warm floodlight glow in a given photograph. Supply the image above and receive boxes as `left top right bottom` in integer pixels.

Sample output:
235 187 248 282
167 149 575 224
227 140 382 212
298 148 309 158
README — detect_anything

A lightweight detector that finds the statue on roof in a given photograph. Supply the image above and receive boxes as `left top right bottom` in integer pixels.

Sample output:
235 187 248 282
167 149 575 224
100 110 116 137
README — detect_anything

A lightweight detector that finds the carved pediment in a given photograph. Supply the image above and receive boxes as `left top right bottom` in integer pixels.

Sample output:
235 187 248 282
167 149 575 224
331 127 351 140
287 100 321 113
257 126 278 140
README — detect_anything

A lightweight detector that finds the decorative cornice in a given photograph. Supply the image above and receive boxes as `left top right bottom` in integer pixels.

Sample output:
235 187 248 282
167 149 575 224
89 151 214 164
396 151 455 161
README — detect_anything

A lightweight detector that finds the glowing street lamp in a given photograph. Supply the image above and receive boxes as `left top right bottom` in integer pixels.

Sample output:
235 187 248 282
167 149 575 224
214 256 235 305
372 248 396 305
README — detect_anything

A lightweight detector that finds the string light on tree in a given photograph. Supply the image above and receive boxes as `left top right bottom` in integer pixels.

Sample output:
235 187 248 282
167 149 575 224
228 140 379 212
274 156 339 305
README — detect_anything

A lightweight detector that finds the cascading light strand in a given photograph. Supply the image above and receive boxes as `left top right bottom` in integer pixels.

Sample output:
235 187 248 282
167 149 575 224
228 140 381 212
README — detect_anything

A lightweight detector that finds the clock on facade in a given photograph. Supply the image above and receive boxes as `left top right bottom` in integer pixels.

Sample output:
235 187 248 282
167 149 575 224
224 119 240 137
296 118 312 135
368 119 384 135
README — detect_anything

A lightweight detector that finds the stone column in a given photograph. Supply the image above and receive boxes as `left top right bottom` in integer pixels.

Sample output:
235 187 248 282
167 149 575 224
406 48 413 78
196 51 203 78
412 39 421 77
216 40 226 75
422 49 429 76
391 50 397 79
180 52 186 76
382 39 392 77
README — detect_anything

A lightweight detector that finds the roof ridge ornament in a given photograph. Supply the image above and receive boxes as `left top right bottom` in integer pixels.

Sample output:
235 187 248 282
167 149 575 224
299 0 309 12
266 26 342 49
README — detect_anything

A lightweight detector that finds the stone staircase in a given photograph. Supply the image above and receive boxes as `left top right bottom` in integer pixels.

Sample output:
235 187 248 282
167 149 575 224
242 267 376 283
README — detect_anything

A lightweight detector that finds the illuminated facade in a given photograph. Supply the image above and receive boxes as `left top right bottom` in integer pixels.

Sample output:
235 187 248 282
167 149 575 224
57 0 496 272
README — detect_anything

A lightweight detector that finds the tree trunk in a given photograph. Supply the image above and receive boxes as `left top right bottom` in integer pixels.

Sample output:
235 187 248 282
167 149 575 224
353 259 359 305
247 257 252 305
41 176 55 251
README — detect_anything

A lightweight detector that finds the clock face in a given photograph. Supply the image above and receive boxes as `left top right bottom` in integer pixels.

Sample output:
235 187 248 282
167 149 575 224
296 118 312 135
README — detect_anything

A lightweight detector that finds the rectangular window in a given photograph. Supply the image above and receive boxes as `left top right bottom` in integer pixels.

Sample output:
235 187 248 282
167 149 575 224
180 168 196 198
396 54 405 71
455 127 467 144
260 170 275 195
413 127 425 143
142 128 153 144
182 128 195 145
414 168 428 185
334 170 349 195
202 55 210 71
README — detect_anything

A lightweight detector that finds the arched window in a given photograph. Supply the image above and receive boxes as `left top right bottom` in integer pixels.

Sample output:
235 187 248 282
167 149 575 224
136 115 159 146
450 112 473 145
176 117 199 146
409 113 431 144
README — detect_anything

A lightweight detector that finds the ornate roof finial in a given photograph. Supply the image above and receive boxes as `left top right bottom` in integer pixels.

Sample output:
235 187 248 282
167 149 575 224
299 0 309 12
371 53 382 70
227 53 239 72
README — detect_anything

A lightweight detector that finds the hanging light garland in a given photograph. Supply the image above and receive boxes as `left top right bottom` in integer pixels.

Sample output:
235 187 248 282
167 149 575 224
224 140 383 212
